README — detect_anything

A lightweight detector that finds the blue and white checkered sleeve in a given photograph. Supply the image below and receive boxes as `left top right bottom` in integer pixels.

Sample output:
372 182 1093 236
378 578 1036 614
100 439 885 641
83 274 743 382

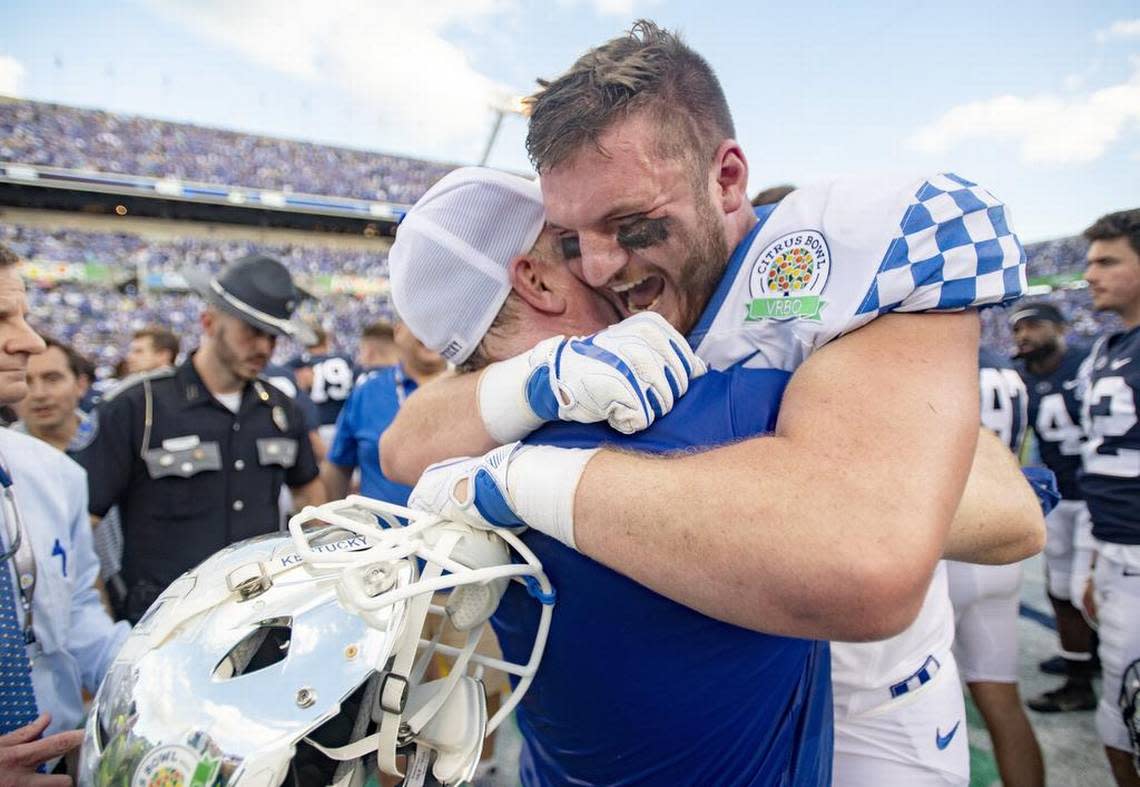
855 174 1027 317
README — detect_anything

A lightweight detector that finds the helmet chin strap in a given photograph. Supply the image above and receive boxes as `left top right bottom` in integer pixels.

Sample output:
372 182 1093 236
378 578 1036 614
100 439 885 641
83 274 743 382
303 527 490 785
290 496 555 786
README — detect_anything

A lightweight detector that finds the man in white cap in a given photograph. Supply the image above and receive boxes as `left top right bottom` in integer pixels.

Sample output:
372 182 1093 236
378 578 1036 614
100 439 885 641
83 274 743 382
379 167 1046 786
76 254 326 623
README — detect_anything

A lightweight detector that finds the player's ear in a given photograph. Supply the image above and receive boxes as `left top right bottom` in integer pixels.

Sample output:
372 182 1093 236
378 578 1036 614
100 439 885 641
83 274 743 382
710 139 749 216
509 255 566 315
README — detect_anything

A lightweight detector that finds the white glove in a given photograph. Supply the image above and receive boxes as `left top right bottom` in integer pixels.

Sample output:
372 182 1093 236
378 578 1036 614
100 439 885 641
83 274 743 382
408 442 598 549
478 311 707 443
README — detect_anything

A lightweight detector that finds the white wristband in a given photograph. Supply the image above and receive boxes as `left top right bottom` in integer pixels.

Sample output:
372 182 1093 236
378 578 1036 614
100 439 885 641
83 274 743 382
508 445 599 550
477 352 547 444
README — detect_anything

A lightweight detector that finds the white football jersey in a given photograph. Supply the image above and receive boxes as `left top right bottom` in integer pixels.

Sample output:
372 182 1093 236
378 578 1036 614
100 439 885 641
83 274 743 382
696 173 1024 706
691 172 1026 371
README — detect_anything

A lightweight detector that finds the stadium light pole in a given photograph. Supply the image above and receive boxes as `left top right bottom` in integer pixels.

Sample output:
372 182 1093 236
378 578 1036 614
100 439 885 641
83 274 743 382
479 94 528 167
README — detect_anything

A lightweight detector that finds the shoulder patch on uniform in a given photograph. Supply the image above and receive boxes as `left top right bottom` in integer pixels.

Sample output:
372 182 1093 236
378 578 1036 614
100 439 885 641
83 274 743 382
746 230 831 322
102 367 176 402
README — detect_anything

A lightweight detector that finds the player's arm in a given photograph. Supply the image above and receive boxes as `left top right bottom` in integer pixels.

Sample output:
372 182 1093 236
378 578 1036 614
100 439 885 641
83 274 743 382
382 313 707 484
575 312 979 640
420 312 978 642
289 476 327 510
319 460 353 500
380 370 492 485
942 428 1045 564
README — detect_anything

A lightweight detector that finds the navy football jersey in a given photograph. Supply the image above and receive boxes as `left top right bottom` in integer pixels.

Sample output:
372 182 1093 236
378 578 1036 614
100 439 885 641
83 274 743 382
979 347 1028 454
1017 345 1088 499
305 353 356 426
1080 326 1140 544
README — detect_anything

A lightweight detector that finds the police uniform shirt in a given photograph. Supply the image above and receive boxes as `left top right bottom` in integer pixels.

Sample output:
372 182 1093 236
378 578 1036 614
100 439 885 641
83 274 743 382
1079 326 1140 544
1017 345 1089 500
76 356 319 602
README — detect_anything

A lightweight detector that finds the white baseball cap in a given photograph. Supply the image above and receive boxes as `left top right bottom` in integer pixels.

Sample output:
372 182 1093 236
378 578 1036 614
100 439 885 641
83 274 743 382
389 167 546 364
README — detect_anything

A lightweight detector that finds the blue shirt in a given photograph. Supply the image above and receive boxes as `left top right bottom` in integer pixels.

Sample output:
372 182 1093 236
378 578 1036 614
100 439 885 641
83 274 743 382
0 428 129 737
494 367 833 787
327 365 416 505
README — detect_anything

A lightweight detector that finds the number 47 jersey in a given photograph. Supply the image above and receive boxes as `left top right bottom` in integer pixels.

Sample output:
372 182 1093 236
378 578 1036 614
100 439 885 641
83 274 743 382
1080 326 1140 544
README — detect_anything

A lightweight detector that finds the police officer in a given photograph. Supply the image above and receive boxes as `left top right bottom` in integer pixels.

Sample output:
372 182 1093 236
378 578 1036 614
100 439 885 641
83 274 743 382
77 255 326 623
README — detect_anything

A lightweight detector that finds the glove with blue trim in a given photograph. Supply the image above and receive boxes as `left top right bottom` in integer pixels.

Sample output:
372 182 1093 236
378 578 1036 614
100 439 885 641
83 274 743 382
1021 466 1061 516
478 311 706 443
408 442 598 549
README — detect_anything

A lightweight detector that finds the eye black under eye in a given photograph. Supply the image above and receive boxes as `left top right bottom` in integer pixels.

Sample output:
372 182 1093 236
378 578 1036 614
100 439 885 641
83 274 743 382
617 217 669 250
560 236 581 260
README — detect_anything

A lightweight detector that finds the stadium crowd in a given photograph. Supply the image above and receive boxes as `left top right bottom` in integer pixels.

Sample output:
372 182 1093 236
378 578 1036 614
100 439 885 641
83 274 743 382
0 218 1119 376
1 99 454 204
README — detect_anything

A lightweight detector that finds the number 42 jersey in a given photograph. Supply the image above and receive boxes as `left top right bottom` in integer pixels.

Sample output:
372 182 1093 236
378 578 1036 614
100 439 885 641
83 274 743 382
1080 326 1140 544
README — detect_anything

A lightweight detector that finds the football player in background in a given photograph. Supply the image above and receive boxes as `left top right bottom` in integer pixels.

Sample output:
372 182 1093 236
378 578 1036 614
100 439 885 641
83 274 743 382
354 320 399 380
1080 208 1140 786
947 349 1045 786
1012 303 1098 713
288 324 356 447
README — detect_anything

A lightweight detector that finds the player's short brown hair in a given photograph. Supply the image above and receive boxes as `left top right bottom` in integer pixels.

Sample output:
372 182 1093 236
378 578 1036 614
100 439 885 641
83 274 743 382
1084 209 1140 257
526 19 734 181
133 325 180 362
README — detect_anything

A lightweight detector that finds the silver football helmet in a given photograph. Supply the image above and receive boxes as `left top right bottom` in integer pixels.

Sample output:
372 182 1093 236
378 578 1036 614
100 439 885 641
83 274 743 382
78 496 553 787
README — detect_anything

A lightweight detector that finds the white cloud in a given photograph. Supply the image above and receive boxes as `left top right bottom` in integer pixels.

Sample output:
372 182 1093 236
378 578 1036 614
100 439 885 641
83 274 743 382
0 55 25 96
1096 18 1140 43
908 62 1140 164
143 0 518 161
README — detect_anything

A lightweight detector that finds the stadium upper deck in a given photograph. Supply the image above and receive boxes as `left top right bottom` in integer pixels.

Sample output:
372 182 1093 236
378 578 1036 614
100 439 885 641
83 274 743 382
0 97 457 205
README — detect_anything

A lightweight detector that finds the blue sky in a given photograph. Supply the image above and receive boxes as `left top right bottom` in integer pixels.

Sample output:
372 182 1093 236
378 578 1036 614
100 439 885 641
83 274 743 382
2 0 1138 241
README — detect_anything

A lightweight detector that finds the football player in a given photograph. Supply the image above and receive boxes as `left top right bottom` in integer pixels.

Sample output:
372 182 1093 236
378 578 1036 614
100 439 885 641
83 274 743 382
1012 303 1098 712
1080 208 1140 786
408 19 1030 645
289 324 356 447
383 165 1046 784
